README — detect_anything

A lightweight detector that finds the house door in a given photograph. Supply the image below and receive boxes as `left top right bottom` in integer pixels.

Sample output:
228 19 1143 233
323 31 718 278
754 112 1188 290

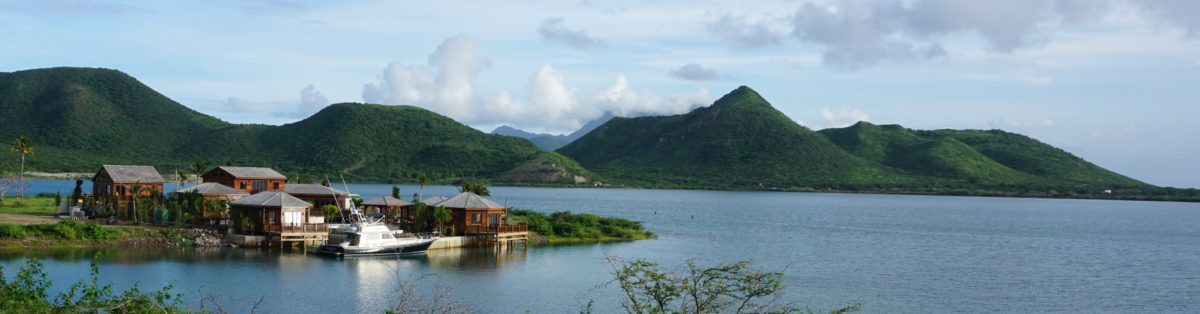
488 213 500 227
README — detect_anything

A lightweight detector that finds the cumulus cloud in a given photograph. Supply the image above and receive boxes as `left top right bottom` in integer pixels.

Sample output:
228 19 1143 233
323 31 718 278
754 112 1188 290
705 0 1200 70
819 108 870 128
539 18 602 49
705 14 786 48
1135 0 1200 37
296 84 329 116
668 63 721 81
363 35 710 131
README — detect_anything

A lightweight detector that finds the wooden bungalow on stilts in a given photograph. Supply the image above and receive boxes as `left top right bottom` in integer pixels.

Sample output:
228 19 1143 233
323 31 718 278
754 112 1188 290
284 184 349 223
362 195 412 224
229 191 326 247
433 192 527 245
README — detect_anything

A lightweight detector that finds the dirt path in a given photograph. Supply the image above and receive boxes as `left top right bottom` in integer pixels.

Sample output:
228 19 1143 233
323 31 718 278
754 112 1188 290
0 213 61 225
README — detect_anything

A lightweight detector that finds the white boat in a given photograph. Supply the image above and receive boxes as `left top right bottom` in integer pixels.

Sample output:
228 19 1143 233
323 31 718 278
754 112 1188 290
314 178 436 257
316 223 436 257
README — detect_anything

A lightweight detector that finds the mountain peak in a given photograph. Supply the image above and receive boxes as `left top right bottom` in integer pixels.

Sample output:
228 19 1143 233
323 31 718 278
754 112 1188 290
710 85 769 110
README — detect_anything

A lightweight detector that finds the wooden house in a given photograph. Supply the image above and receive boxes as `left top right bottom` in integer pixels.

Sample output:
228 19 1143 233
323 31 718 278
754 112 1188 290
200 166 286 194
92 165 165 216
171 182 249 219
432 192 525 238
229 191 326 245
284 184 349 223
362 195 412 223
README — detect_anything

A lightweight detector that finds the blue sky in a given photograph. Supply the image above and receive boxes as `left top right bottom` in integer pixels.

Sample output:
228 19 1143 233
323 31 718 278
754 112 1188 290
2 0 1198 188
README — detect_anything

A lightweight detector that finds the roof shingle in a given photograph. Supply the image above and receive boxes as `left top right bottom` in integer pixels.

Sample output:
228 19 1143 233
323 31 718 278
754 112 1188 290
96 165 165 183
363 195 412 207
230 191 311 208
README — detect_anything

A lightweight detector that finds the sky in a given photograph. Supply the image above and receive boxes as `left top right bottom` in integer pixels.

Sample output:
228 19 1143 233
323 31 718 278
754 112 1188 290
1 0 1198 188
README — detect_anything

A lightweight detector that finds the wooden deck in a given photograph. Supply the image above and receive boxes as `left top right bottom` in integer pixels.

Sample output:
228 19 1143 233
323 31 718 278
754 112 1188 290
264 224 328 247
465 225 528 246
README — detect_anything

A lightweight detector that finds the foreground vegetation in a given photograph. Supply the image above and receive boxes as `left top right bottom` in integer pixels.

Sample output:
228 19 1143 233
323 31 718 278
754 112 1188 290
508 209 655 243
0 258 192 313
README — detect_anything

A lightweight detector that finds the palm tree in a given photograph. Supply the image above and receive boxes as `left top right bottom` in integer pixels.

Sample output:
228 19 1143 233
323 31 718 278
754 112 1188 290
458 180 490 196
10 136 33 199
417 173 431 201
189 161 207 184
130 182 144 224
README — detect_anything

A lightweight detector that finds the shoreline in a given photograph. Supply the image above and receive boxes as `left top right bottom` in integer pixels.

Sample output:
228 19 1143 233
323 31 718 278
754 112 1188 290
23 173 1198 203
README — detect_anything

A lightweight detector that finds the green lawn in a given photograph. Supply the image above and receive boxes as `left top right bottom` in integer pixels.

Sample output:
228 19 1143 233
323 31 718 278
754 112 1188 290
0 196 59 214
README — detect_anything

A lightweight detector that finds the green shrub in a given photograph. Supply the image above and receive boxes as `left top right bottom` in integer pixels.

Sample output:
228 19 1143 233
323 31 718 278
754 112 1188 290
0 224 29 239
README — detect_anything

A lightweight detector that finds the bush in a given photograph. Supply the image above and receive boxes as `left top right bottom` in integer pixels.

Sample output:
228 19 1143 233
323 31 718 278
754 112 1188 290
0 224 29 239
51 222 79 240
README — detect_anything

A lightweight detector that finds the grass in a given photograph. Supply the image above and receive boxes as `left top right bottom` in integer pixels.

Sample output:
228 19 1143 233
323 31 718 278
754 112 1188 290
507 209 655 243
0 196 58 215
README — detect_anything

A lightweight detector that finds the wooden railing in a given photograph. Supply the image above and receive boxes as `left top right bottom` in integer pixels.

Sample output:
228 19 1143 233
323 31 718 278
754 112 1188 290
264 224 328 233
465 225 528 234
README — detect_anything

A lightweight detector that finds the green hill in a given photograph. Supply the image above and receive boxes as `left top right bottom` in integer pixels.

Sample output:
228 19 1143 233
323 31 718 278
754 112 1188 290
560 86 1157 194
0 67 593 184
558 86 902 189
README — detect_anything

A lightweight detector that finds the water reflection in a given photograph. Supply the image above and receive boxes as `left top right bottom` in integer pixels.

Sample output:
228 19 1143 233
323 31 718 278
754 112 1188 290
425 247 528 270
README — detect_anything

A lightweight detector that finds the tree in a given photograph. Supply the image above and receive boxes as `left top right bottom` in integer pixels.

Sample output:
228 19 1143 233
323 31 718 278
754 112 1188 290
417 173 431 200
432 205 452 235
130 182 144 224
458 180 489 196
71 179 83 204
9 136 33 199
321 204 339 222
603 257 861 314
392 185 401 199
320 178 331 187
189 160 207 184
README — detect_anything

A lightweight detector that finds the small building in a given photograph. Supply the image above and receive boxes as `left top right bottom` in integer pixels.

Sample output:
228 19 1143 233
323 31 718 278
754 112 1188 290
432 192 525 237
284 184 349 223
91 165 165 216
200 166 287 194
171 182 250 220
229 191 326 246
362 195 412 223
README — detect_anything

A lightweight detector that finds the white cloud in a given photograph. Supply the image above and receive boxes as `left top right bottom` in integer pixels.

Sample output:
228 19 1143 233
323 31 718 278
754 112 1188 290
362 35 710 132
668 63 721 81
819 108 870 128
296 84 329 116
538 17 602 49
706 0 1200 70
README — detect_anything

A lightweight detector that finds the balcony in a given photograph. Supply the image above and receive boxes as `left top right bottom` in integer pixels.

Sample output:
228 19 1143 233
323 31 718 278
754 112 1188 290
263 223 328 234
465 225 528 234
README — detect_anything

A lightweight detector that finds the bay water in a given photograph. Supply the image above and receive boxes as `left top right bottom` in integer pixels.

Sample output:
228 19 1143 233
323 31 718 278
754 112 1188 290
3 180 1199 312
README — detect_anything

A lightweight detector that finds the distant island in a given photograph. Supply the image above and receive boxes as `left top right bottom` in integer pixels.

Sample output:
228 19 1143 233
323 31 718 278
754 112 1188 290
1 67 1196 201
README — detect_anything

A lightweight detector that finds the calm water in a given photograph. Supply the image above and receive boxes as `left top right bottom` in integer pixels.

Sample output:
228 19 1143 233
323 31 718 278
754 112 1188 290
5 179 1200 313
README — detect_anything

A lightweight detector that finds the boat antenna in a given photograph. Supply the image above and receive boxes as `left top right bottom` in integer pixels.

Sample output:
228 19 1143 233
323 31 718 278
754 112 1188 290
325 175 347 223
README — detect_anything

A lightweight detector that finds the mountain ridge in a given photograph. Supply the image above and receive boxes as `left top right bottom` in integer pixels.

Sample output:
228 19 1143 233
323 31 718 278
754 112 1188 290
0 67 594 184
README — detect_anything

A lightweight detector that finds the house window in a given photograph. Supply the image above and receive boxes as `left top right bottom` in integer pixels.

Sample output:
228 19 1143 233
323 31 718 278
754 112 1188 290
471 213 482 225
253 180 266 192
489 214 501 227
272 182 280 190
240 182 248 190
269 212 277 224
283 211 302 227
115 185 126 196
